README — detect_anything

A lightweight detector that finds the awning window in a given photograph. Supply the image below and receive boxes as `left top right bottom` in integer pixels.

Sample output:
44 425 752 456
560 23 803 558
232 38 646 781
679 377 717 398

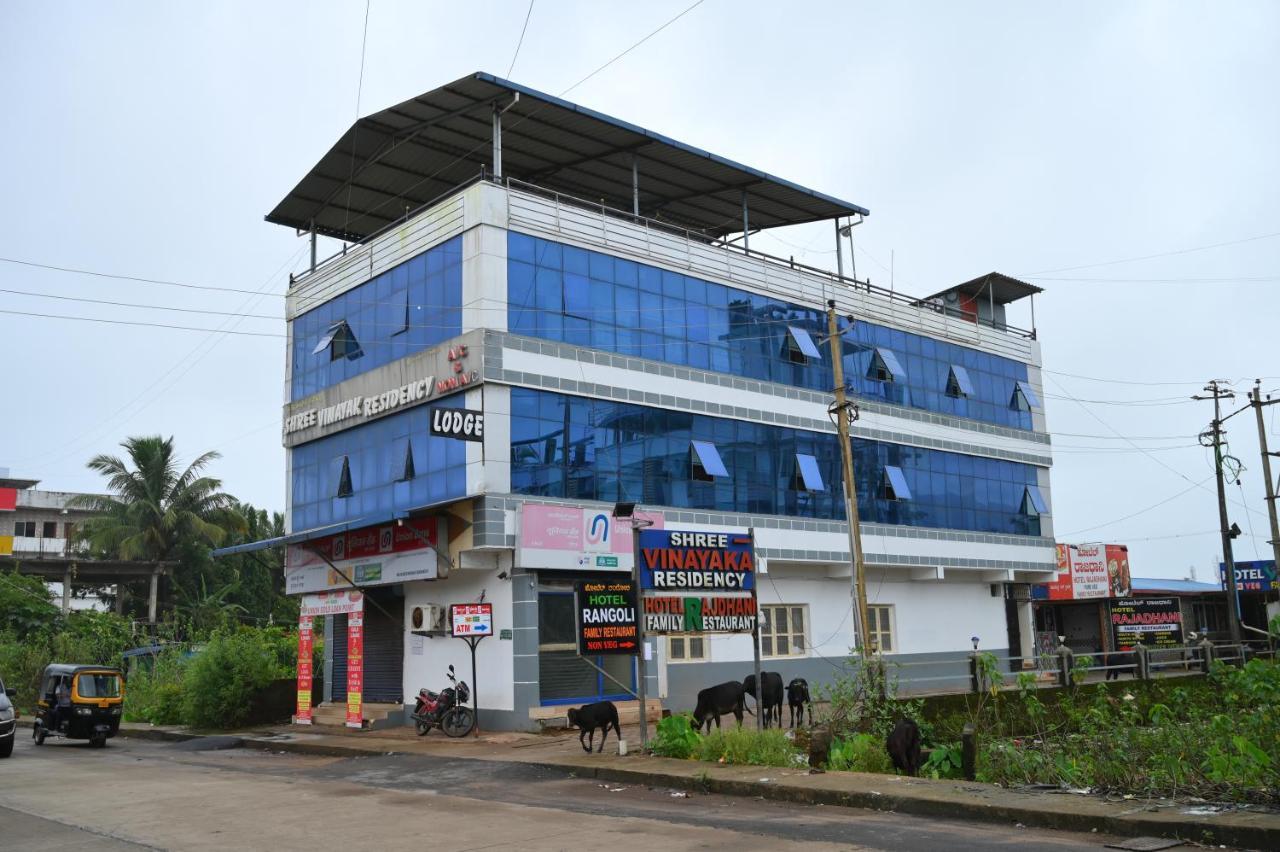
315 320 363 361
391 438 416 482
883 465 913 501
312 322 342 354
793 453 825 492
332 456 354 498
783 326 822 363
947 365 975 398
1011 381 1040 411
868 347 906 382
1022 485 1048 516
690 440 729 481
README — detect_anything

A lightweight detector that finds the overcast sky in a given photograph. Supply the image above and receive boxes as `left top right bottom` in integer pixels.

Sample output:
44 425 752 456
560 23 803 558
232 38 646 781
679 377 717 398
3 1 1278 580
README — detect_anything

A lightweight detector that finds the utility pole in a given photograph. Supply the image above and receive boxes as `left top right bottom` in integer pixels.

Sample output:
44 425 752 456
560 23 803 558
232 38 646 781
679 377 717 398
1249 381 1280 572
825 300 870 654
1195 380 1243 644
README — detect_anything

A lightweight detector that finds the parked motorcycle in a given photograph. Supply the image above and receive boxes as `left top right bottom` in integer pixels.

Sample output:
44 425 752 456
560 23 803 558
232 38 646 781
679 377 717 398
412 664 475 737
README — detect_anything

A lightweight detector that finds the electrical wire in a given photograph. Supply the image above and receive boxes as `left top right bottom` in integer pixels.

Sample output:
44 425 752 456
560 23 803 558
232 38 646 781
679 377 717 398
1022 229 1280 276
342 0 373 237
0 288 280 321
0 255 281 297
1055 476 1213 537
506 0 535 78
0 309 283 337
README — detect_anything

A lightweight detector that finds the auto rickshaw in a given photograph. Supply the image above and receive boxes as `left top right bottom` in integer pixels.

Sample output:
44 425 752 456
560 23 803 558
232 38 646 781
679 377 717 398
32 664 124 748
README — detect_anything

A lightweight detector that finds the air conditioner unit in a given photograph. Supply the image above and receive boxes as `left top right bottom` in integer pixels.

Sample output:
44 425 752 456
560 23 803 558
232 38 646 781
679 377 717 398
414 603 447 634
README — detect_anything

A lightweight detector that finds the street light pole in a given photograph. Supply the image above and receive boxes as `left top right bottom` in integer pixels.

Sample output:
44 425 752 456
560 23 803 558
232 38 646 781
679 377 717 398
1196 380 1243 645
826 300 869 655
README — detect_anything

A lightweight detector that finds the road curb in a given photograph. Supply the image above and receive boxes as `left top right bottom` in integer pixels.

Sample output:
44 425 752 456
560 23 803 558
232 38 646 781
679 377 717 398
51 722 1275 849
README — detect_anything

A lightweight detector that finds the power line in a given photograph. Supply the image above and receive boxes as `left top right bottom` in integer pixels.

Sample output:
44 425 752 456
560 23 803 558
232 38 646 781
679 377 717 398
507 0 535 77
1056 476 1213 538
343 0 374 237
0 256 281 297
0 288 281 321
1032 275 1280 285
1023 229 1280 276
0 308 284 337
560 0 706 96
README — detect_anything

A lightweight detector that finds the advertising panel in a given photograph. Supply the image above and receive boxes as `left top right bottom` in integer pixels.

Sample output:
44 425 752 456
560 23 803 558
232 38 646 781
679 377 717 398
1218 559 1278 593
285 517 446 594
0 487 15 511
575 580 638 655
1111 598 1182 650
638 529 755 591
450 603 494 637
1104 544 1132 597
295 621 314 725
642 594 757 634
1070 544 1109 599
345 611 364 728
517 504 663 571
299 589 365 617
1044 544 1074 600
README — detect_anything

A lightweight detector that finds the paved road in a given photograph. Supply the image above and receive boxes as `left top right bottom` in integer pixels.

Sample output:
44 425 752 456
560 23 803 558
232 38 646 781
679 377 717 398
0 735 1135 851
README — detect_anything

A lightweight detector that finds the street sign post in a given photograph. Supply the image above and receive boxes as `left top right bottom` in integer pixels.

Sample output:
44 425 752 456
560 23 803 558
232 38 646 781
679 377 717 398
449 603 492 735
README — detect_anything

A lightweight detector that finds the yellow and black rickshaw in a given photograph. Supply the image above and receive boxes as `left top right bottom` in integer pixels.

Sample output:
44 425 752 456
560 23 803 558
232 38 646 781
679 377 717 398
33 664 124 748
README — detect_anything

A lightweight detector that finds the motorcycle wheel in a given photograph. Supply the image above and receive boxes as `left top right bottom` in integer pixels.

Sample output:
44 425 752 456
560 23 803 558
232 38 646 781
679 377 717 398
415 718 431 736
34 727 46 746
441 706 475 738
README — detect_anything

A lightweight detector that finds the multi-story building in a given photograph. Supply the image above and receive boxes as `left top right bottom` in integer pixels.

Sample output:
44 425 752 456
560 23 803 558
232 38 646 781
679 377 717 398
225 72 1056 730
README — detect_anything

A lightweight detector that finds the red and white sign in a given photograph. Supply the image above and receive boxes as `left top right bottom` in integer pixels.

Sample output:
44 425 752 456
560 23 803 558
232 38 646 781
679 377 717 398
346 611 364 728
0 488 16 512
450 603 493 637
1104 544 1132 598
1070 544 1109 599
300 590 365 617
285 517 447 594
294 621 314 725
1045 544 1074 601
517 504 664 571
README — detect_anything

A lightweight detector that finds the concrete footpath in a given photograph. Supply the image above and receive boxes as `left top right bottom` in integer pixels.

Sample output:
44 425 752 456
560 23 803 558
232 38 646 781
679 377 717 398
27 719 1277 849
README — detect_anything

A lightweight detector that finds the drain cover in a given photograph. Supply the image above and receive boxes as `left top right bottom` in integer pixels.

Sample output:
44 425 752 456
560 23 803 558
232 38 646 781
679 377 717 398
1105 838 1183 851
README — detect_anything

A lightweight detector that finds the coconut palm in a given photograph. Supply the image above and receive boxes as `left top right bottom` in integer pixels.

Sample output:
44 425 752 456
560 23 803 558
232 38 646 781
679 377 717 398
72 436 243 611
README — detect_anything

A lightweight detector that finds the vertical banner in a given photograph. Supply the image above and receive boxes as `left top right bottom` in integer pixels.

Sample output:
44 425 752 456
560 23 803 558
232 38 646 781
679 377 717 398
294 619 314 725
1105 544 1132 597
346 611 364 728
1069 544 1109 599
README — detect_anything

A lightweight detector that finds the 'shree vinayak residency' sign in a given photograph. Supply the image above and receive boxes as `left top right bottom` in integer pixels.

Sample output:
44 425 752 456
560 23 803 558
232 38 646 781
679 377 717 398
282 333 482 447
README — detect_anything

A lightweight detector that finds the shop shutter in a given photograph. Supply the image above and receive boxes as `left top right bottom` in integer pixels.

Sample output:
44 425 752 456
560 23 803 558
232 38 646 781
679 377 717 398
331 613 347 702
361 587 404 703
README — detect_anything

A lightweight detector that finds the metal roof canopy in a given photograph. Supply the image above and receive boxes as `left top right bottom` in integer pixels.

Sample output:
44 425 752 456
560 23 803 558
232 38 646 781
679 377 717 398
267 71 870 244
925 272 1043 306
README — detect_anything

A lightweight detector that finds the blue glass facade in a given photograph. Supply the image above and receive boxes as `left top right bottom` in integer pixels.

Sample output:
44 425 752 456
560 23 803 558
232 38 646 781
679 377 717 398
290 236 463 401
290 401 467 531
508 232 1034 430
510 388 1043 536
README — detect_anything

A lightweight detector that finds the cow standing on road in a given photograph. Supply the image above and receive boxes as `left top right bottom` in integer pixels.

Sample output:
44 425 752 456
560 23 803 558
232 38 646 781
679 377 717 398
691 681 754 733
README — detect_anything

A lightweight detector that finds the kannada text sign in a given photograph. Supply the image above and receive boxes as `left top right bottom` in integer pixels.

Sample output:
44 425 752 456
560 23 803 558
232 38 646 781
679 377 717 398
575 580 638 655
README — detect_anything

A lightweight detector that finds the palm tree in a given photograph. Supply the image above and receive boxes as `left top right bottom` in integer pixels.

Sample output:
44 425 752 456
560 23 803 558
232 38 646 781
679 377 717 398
72 436 243 612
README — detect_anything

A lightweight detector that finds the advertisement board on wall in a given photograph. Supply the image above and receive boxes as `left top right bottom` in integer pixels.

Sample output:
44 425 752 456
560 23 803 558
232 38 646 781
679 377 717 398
1110 597 1182 650
450 603 493 637
517 504 663 571
575 580 638 655
1070 544 1109 599
1219 559 1278 593
1033 542 1131 601
642 594 757 634
299 589 365 617
294 621 314 725
637 530 755 591
346 610 364 728
285 517 447 594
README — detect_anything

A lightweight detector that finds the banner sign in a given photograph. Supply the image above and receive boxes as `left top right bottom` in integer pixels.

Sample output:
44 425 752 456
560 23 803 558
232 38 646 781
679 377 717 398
299 589 364 617
638 530 755 591
517 504 663 571
1111 597 1182 650
345 611 364 728
1034 543 1131 601
642 594 757 634
430 407 484 441
285 517 447 594
294 620 314 725
1218 559 1278 593
450 603 493 637
576 580 638 655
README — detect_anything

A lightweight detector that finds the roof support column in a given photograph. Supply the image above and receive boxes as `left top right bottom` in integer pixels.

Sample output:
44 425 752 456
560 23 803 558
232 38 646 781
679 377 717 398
148 567 159 625
632 154 640 217
741 191 750 251
309 220 317 272
834 219 845 278
492 103 503 180
62 567 72 615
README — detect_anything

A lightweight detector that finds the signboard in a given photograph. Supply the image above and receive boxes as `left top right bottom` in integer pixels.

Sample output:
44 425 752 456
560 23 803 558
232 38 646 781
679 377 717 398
517 504 663 571
1219 559 1278 593
638 530 755 591
285 517 447 594
1111 598 1182 650
430 407 484 441
575 580 638 655
346 611 364 728
642 594 757 634
294 620 314 725
1035 543 1131 600
299 589 364 618
0 487 15 511
282 332 482 447
450 603 493 637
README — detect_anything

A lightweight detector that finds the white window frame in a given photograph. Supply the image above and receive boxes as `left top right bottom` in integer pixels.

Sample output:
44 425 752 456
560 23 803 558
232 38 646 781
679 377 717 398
865 604 896 654
667 634 707 663
759 604 808 659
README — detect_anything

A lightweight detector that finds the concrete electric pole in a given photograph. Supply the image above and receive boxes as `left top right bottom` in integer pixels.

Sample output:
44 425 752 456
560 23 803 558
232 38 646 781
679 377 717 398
825 300 871 655
1249 382 1280 573
1194 380 1243 645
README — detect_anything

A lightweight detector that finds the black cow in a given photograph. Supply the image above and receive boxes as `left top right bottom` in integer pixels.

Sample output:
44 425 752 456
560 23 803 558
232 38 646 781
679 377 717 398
886 718 922 776
1105 650 1136 681
742 671 784 729
786 677 812 728
691 681 754 733
567 701 621 753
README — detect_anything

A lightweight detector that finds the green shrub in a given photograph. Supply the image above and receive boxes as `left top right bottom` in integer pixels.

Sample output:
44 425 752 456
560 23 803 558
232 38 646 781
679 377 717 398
123 649 189 725
181 628 293 729
922 742 964 779
695 726 801 768
827 733 891 773
653 713 700 759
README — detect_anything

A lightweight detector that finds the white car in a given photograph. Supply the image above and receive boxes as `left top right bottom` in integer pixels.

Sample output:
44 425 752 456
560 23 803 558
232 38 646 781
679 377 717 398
0 675 15 757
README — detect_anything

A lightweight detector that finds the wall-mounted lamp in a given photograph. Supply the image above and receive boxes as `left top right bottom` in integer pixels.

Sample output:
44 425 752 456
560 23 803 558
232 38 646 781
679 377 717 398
970 636 980 651
498 571 509 580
